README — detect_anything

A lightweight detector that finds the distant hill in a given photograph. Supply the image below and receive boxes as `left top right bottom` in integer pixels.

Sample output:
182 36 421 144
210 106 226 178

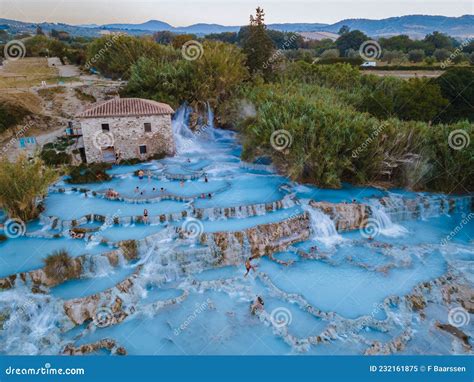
102 19 174 31
1 14 473 39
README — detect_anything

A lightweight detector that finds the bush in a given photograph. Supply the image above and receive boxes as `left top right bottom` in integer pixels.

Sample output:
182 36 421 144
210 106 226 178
67 163 112 184
43 250 82 283
238 81 473 193
85 35 179 79
0 155 57 221
124 40 248 116
40 149 72 166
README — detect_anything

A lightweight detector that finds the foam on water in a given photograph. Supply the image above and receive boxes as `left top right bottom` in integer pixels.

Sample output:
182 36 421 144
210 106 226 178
1 104 472 356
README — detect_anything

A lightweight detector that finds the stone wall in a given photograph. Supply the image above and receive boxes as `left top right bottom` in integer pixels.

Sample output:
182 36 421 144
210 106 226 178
80 114 175 163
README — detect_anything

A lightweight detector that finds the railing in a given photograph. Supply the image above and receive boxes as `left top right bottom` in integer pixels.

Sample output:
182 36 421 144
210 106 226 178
65 127 82 136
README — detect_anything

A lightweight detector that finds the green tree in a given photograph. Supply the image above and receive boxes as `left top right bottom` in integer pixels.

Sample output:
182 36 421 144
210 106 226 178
423 31 453 55
433 48 451 62
338 25 350 35
335 30 370 57
435 68 474 122
382 50 406 64
153 31 175 45
408 49 425 63
394 78 448 122
241 7 275 78
86 35 178 79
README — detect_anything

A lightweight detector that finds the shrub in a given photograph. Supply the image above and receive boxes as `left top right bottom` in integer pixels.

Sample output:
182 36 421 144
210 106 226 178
40 149 72 166
67 163 112 184
0 155 57 221
43 250 82 283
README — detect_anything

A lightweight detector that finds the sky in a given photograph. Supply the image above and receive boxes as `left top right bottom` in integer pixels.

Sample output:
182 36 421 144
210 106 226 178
0 0 472 26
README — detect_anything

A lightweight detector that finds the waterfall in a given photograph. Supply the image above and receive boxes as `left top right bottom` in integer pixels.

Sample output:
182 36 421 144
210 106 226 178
172 103 217 154
368 199 408 237
303 204 343 247
0 288 72 355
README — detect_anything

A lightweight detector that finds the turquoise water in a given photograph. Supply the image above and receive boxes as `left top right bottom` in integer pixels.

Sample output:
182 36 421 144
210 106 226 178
0 105 472 356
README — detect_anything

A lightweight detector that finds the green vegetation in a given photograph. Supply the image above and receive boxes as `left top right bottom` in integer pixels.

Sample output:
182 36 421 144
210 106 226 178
236 79 472 192
43 250 82 283
67 163 112 184
124 40 248 114
241 7 275 78
0 155 57 221
4 9 470 195
86 35 179 79
40 136 75 166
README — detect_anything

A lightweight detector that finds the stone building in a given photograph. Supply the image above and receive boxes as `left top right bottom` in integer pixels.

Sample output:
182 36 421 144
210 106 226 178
77 98 175 163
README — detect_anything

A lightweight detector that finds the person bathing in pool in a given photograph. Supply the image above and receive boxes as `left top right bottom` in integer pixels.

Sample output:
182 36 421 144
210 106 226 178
244 256 258 277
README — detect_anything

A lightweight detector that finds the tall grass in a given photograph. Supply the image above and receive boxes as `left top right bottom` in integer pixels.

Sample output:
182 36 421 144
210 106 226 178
0 155 57 221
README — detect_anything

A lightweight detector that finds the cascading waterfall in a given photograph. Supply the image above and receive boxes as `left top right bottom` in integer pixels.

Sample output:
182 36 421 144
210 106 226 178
0 288 72 355
303 204 343 246
368 199 408 237
172 103 218 154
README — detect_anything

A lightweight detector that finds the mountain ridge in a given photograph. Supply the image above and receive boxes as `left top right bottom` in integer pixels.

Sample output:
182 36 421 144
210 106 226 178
1 14 473 38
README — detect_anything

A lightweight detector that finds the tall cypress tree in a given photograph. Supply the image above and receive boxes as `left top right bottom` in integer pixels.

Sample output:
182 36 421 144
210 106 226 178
242 7 274 79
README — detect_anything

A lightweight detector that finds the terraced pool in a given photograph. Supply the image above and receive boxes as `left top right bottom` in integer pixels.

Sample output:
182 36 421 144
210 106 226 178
0 107 472 356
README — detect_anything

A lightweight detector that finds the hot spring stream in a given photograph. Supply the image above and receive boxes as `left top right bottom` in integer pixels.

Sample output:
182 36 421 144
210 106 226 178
0 106 473 355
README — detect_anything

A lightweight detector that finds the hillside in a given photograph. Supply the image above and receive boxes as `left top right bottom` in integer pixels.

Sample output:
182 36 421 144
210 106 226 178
1 14 473 38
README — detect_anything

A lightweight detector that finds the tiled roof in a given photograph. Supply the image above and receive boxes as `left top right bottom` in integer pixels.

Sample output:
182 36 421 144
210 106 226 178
77 98 174 118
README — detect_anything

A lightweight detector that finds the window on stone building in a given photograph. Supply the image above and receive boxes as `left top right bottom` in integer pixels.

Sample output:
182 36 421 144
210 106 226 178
101 123 110 131
139 145 147 154
144 123 152 132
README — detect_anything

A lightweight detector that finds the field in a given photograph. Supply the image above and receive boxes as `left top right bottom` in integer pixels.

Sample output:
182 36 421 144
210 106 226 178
0 57 74 90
